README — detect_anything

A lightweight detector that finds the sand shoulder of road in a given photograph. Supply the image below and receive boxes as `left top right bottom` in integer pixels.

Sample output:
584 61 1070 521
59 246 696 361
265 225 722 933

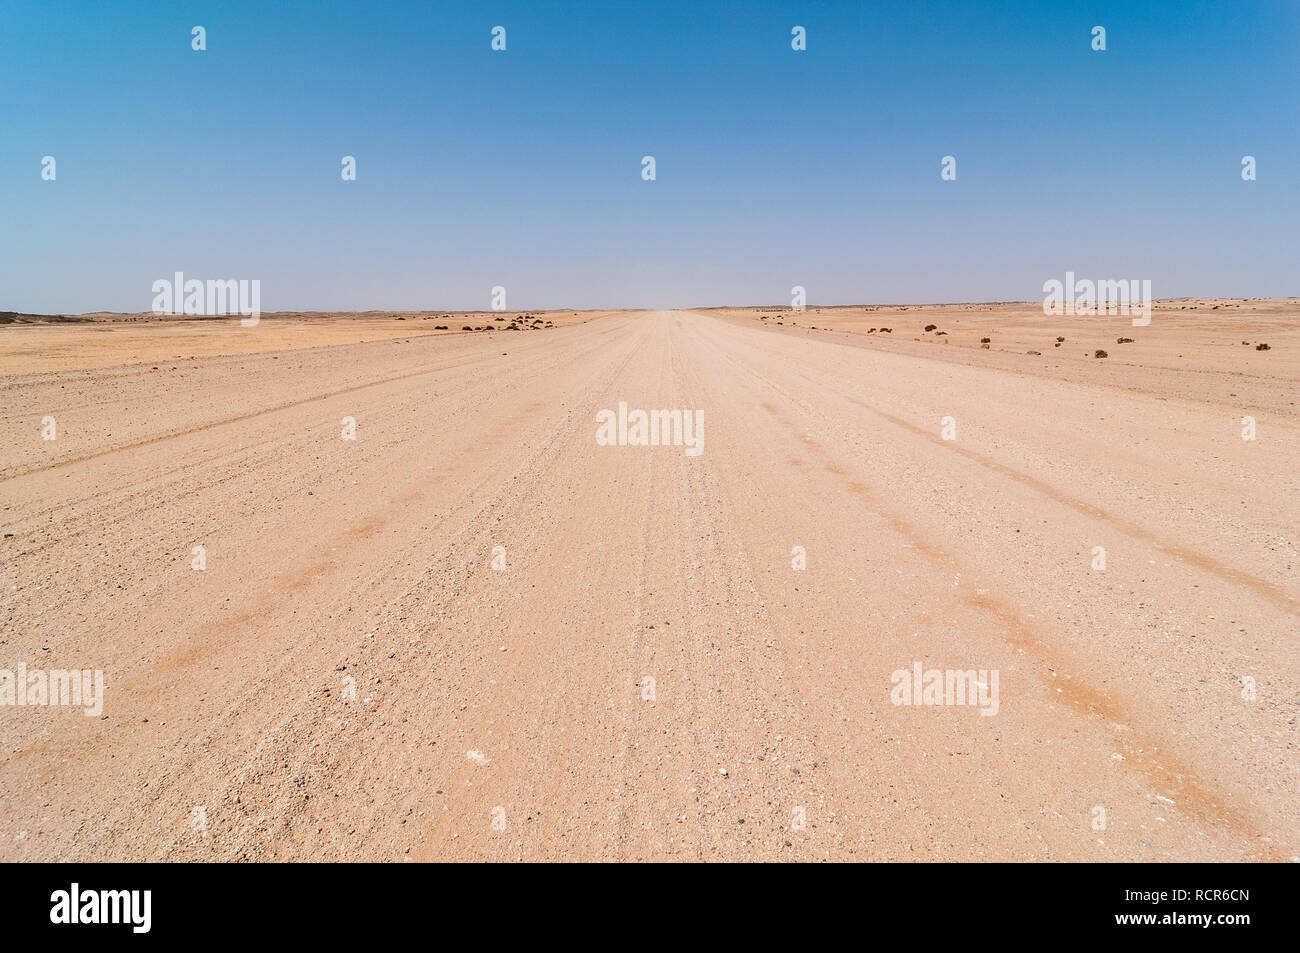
706 299 1300 420
0 309 612 376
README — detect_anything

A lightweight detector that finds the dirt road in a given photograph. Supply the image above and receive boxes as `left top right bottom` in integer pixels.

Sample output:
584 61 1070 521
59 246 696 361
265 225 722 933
1 310 1295 861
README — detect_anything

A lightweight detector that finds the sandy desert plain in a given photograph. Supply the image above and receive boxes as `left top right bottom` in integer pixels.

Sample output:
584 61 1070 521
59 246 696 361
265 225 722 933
0 299 1296 861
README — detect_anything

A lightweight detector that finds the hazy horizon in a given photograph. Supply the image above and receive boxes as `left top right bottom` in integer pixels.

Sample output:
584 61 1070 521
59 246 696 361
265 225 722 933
8 294 1300 319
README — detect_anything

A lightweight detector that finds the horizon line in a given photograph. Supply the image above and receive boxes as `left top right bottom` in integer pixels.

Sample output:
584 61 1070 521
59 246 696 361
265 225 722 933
5 295 1297 320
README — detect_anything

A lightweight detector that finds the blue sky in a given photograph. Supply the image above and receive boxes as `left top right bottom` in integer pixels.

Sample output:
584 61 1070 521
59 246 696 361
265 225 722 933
2 0 1297 312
